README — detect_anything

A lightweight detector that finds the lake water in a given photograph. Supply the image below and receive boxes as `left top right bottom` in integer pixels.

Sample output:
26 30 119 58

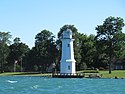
0 76 125 94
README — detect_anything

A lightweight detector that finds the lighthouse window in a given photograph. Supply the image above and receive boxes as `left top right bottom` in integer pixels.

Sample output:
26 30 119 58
68 66 70 70
67 44 70 47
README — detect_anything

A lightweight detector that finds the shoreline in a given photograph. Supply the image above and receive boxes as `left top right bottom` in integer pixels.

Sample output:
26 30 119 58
0 71 125 79
0 75 124 79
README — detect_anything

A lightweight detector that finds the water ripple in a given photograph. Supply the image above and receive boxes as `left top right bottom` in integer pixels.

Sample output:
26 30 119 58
6 80 18 83
0 76 125 94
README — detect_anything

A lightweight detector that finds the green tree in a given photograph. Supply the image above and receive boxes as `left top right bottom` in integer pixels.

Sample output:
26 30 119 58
7 37 30 72
95 16 125 73
13 37 21 44
26 30 58 72
80 34 96 69
0 32 11 73
25 47 38 71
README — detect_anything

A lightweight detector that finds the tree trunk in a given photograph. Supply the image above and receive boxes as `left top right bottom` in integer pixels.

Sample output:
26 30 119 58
109 41 112 74
1 47 4 73
0 62 4 73
109 61 111 74
1 57 4 73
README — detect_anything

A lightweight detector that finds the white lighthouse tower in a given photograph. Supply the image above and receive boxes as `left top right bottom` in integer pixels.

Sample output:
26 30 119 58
60 29 76 74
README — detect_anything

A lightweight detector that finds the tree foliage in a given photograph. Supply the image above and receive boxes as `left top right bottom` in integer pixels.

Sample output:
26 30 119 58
95 16 125 73
0 32 11 72
0 16 125 72
7 37 30 71
25 30 58 72
80 34 96 68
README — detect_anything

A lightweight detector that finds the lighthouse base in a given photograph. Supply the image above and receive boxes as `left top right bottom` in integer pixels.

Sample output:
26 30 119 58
60 60 76 74
52 73 85 78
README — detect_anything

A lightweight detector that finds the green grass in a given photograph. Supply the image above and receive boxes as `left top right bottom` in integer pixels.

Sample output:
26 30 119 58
99 70 125 78
0 70 125 78
77 70 99 73
77 70 125 78
0 72 51 77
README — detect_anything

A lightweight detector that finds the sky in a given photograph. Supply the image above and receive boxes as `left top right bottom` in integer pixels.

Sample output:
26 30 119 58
0 0 125 48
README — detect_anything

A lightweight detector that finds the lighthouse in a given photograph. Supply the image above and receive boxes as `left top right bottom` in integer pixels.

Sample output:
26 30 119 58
60 29 76 74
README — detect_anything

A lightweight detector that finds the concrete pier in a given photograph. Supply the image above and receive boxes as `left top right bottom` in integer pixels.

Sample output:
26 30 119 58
52 73 85 78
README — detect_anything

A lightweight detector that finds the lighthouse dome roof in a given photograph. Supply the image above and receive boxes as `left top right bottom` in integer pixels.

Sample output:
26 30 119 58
66 29 72 33
62 29 72 39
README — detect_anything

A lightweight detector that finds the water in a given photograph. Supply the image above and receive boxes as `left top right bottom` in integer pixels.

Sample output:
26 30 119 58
0 76 125 94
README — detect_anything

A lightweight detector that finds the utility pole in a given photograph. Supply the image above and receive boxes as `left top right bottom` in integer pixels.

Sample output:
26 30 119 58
14 60 17 72
21 58 23 72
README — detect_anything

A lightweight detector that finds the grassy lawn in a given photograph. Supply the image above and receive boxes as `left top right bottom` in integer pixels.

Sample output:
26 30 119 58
99 70 125 78
77 70 125 78
0 72 51 77
0 70 125 78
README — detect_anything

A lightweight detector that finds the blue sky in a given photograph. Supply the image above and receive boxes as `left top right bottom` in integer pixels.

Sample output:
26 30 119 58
0 0 125 48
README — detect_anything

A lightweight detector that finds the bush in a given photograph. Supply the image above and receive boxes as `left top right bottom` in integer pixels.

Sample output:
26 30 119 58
33 65 38 72
80 63 87 70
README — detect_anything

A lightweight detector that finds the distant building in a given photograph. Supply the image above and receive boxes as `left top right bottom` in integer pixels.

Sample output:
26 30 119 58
113 58 125 70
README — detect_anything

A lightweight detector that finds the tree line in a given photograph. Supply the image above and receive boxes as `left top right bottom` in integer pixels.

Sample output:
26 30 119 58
0 16 125 74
